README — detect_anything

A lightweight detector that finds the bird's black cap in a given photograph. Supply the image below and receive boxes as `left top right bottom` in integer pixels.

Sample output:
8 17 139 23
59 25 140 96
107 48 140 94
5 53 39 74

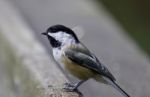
46 24 79 43
47 25 72 33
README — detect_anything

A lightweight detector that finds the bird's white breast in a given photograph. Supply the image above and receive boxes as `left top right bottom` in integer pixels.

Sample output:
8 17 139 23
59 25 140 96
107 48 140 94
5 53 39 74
52 48 62 62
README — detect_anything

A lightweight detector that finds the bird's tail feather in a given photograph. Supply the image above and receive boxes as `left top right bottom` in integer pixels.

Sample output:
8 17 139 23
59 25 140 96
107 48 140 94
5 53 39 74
103 77 130 97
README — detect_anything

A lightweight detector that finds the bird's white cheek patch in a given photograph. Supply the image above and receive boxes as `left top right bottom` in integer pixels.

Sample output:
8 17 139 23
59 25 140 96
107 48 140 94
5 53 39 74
48 32 55 38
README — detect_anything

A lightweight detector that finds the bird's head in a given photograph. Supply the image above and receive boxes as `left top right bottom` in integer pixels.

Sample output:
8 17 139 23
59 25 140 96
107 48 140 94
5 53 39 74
42 25 79 48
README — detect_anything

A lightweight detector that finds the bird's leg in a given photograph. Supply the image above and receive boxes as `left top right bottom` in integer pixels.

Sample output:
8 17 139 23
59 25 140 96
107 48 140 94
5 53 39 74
63 80 85 92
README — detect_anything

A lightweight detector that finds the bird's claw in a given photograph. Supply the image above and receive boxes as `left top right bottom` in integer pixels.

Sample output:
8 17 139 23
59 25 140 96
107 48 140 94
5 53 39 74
63 82 83 97
63 83 77 92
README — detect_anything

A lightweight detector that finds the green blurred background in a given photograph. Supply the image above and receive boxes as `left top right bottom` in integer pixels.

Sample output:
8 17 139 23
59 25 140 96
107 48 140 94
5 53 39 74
97 0 150 56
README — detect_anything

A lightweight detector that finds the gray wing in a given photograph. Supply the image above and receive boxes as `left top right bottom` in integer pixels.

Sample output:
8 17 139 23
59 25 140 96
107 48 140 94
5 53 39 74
65 49 116 81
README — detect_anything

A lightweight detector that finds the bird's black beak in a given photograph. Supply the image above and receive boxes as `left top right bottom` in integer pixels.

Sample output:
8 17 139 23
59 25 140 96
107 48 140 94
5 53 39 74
41 32 47 35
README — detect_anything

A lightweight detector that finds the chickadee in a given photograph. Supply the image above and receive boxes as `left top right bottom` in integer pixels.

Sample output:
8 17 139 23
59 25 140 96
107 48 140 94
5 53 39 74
42 25 130 97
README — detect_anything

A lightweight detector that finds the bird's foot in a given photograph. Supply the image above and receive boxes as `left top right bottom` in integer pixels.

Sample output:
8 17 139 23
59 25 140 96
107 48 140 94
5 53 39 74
63 83 77 92
63 82 84 97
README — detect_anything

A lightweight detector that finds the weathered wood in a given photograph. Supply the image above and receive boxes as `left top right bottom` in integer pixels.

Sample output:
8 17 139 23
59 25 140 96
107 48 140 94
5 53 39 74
0 0 81 97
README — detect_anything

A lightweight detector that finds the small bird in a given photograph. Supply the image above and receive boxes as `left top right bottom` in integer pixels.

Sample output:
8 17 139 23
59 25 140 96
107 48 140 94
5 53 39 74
42 25 130 97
